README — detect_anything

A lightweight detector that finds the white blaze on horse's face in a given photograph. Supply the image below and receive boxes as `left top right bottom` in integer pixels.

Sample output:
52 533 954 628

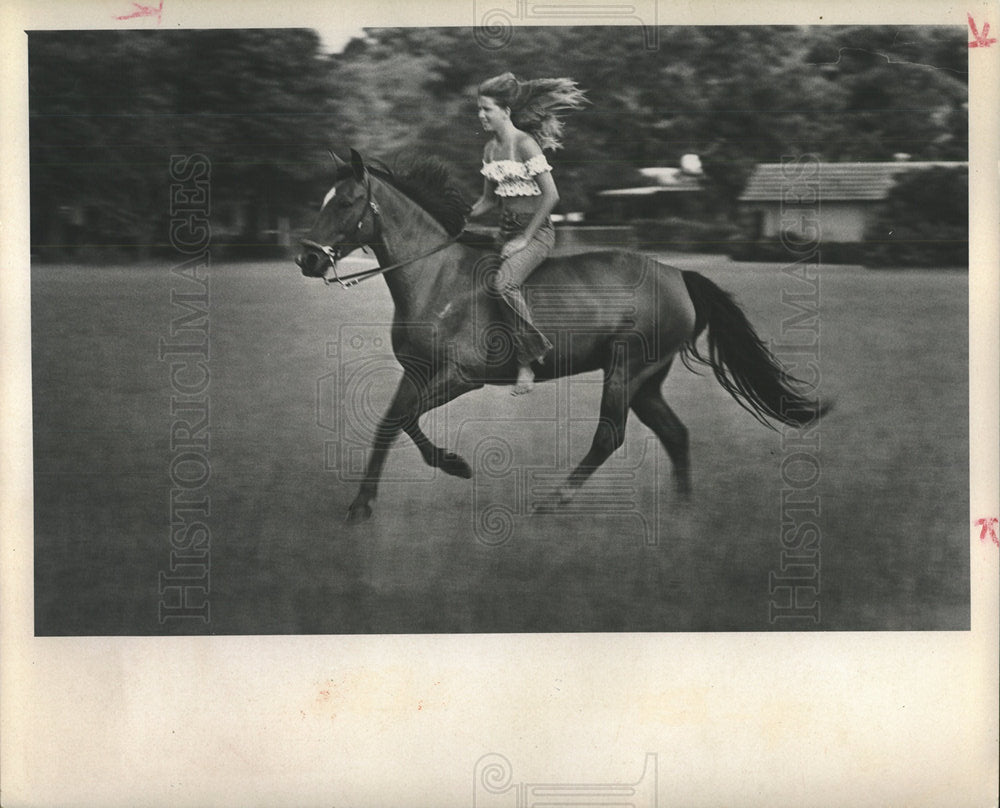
320 185 337 211
308 178 371 261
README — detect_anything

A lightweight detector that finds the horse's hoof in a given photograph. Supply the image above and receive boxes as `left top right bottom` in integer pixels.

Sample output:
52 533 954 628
439 452 472 479
345 502 373 524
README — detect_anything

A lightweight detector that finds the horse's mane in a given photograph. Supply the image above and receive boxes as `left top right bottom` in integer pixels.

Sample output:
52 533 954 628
335 155 471 237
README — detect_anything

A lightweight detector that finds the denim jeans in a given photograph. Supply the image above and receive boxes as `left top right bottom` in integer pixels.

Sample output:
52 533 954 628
490 209 555 364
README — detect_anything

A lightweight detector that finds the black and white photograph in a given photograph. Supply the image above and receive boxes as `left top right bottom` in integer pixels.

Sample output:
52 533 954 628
27 23 971 635
2 1 997 806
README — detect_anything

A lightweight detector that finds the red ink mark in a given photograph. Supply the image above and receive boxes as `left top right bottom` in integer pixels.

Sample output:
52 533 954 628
968 14 997 48
975 517 999 546
114 0 163 23
417 700 423 711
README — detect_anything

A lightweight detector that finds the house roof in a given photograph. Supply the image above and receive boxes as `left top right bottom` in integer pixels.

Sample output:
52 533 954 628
739 161 967 202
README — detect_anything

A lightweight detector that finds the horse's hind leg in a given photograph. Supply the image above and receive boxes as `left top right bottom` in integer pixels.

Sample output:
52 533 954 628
629 363 690 497
539 345 631 510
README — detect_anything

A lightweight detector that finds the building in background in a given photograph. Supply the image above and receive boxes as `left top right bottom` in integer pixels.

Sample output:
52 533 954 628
739 159 968 243
593 155 708 222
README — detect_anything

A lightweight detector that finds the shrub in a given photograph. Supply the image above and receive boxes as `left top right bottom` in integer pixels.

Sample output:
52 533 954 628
864 166 968 268
728 240 869 265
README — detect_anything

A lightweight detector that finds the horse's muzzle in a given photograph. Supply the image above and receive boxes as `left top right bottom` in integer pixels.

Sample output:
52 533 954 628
295 247 327 277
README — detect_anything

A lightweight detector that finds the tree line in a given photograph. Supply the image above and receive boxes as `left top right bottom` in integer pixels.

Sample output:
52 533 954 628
28 25 967 259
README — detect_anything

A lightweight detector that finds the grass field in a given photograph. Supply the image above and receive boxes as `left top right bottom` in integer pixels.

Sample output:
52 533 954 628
31 254 969 634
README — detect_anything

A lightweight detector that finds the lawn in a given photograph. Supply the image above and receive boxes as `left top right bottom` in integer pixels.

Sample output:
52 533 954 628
31 254 969 634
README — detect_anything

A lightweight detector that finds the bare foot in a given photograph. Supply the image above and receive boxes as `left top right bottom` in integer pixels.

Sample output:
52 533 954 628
511 365 534 395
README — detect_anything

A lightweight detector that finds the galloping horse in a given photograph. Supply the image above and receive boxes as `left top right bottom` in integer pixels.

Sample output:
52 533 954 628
296 150 828 523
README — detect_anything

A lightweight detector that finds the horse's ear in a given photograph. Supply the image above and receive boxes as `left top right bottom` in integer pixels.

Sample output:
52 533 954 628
328 149 346 169
349 148 366 181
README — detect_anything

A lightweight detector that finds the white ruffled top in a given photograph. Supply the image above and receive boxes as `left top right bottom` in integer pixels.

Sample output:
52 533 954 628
481 154 552 197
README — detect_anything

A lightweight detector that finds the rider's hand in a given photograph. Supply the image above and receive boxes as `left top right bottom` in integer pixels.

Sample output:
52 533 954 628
501 236 530 259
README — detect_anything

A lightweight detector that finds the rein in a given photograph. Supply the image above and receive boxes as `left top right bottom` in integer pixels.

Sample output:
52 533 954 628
305 174 463 289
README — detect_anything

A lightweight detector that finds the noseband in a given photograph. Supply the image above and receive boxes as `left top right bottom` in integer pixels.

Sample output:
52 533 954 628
303 173 461 289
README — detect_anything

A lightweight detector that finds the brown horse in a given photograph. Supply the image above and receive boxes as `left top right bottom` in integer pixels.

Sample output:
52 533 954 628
296 150 828 523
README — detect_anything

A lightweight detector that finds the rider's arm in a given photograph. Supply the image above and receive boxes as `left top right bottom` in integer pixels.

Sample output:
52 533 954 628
469 175 496 219
469 142 497 220
518 137 559 240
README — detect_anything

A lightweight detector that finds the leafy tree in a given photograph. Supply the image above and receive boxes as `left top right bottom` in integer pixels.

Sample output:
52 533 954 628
329 25 966 215
866 166 968 266
28 25 968 258
29 29 337 257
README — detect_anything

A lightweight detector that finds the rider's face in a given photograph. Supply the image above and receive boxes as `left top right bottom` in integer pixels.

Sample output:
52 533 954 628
477 96 508 132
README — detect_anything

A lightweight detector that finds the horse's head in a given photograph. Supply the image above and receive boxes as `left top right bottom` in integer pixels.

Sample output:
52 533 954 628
295 149 381 282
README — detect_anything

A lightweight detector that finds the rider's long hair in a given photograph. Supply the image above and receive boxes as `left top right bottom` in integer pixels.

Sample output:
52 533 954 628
478 72 588 151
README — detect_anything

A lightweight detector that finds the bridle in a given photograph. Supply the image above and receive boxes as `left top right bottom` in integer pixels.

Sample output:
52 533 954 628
302 171 462 288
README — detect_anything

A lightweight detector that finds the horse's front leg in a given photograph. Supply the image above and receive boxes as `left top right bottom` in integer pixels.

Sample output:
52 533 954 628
345 377 416 524
346 368 479 524
404 418 474 480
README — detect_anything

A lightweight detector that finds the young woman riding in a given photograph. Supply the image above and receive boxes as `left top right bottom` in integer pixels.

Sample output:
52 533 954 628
468 72 587 394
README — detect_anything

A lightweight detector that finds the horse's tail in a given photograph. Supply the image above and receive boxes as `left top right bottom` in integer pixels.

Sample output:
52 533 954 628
680 270 829 428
